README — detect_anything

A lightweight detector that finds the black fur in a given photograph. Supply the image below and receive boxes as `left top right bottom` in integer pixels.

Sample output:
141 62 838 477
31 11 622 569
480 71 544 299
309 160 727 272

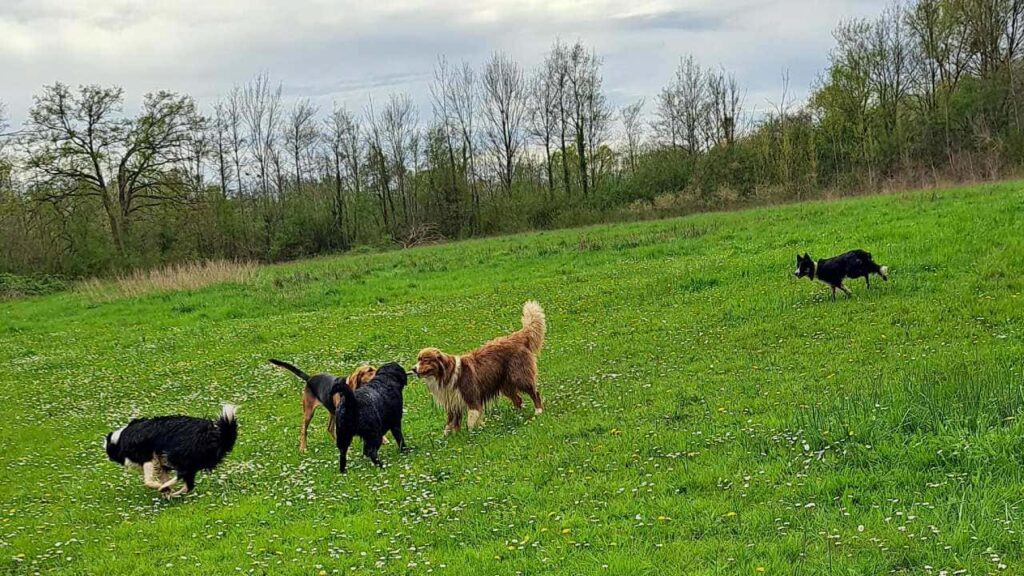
104 405 237 495
269 358 343 410
333 362 409 473
796 249 889 301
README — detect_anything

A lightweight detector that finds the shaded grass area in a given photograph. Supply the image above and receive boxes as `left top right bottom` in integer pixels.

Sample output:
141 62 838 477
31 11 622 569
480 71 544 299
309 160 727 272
0 182 1022 575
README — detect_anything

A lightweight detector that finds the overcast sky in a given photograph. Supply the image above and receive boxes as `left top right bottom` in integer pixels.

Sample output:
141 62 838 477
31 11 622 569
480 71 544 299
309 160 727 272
0 0 889 128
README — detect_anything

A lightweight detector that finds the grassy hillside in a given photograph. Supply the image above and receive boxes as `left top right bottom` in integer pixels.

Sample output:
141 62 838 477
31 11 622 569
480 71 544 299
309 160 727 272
1 182 1022 575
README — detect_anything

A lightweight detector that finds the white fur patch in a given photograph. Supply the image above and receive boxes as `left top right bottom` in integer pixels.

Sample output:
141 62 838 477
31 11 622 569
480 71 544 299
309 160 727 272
221 404 237 422
109 426 126 445
880 266 889 276
535 408 543 415
425 374 467 415
424 356 468 417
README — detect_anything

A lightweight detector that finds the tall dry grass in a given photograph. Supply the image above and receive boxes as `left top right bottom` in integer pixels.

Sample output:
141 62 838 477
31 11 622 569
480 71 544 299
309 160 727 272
78 260 258 301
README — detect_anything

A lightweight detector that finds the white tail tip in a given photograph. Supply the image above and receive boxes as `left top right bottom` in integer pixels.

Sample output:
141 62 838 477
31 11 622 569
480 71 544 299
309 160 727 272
221 404 237 421
880 266 889 276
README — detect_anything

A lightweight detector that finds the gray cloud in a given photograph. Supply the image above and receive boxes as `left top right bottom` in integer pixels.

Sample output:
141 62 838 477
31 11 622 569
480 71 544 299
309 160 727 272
0 0 889 126
612 9 728 32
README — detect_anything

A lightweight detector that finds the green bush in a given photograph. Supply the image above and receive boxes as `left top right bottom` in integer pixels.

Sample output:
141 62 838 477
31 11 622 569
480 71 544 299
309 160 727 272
0 273 68 300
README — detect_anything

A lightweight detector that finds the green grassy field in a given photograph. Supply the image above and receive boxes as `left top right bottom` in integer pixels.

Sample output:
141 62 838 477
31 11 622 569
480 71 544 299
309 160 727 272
1 182 1023 575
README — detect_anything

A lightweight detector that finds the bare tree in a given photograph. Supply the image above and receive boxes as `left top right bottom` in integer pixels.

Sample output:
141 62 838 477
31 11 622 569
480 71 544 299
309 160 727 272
482 52 529 194
211 102 233 197
241 73 283 197
381 93 419 225
654 56 710 153
620 99 645 174
583 56 613 190
564 41 609 196
226 87 246 196
528 68 560 197
284 99 320 188
431 57 465 209
179 112 210 193
0 100 9 139
23 84 200 255
541 41 573 196
324 104 363 245
450 62 480 226
0 101 11 190
364 99 394 230
707 69 743 147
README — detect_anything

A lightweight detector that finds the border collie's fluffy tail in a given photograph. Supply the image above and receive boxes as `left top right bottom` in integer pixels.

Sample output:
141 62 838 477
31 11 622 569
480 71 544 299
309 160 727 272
216 404 238 458
520 300 546 354
269 359 310 382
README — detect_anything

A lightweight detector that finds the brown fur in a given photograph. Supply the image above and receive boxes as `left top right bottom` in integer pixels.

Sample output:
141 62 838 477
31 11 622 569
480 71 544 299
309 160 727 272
414 301 546 434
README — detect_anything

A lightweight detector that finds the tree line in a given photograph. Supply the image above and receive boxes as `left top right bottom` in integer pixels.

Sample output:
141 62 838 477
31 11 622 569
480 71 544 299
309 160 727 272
1 0 1023 277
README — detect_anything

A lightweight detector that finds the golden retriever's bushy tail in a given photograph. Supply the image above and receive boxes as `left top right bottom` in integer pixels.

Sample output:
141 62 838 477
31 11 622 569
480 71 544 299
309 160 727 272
521 300 546 354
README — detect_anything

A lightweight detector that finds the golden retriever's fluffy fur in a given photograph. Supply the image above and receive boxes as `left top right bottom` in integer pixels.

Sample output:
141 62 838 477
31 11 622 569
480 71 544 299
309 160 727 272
414 301 546 433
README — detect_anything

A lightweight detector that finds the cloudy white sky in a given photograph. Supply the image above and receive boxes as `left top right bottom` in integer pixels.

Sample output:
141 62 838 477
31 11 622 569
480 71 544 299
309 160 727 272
0 0 889 127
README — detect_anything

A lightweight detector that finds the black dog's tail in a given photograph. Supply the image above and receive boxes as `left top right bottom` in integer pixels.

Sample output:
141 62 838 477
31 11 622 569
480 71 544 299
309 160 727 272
269 359 310 382
330 380 359 425
216 404 238 458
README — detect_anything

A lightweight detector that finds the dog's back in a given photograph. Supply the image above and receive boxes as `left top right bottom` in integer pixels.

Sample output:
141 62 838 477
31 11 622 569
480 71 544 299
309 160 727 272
107 408 237 472
818 250 883 286
335 363 407 436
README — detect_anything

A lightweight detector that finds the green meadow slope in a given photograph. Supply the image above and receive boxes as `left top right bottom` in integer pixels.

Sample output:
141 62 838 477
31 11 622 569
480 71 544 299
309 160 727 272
1 182 1023 575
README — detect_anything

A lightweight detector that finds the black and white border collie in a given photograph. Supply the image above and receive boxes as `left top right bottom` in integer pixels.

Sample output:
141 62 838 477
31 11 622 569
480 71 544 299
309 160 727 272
104 405 238 498
795 250 889 301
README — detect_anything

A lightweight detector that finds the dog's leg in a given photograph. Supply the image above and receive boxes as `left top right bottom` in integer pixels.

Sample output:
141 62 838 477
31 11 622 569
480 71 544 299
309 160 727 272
444 409 462 435
327 413 337 442
865 275 871 289
337 434 353 473
363 438 384 468
830 286 836 301
142 460 164 490
502 389 524 410
467 405 484 430
300 393 317 454
390 425 408 452
157 476 179 492
166 472 195 498
527 387 544 415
